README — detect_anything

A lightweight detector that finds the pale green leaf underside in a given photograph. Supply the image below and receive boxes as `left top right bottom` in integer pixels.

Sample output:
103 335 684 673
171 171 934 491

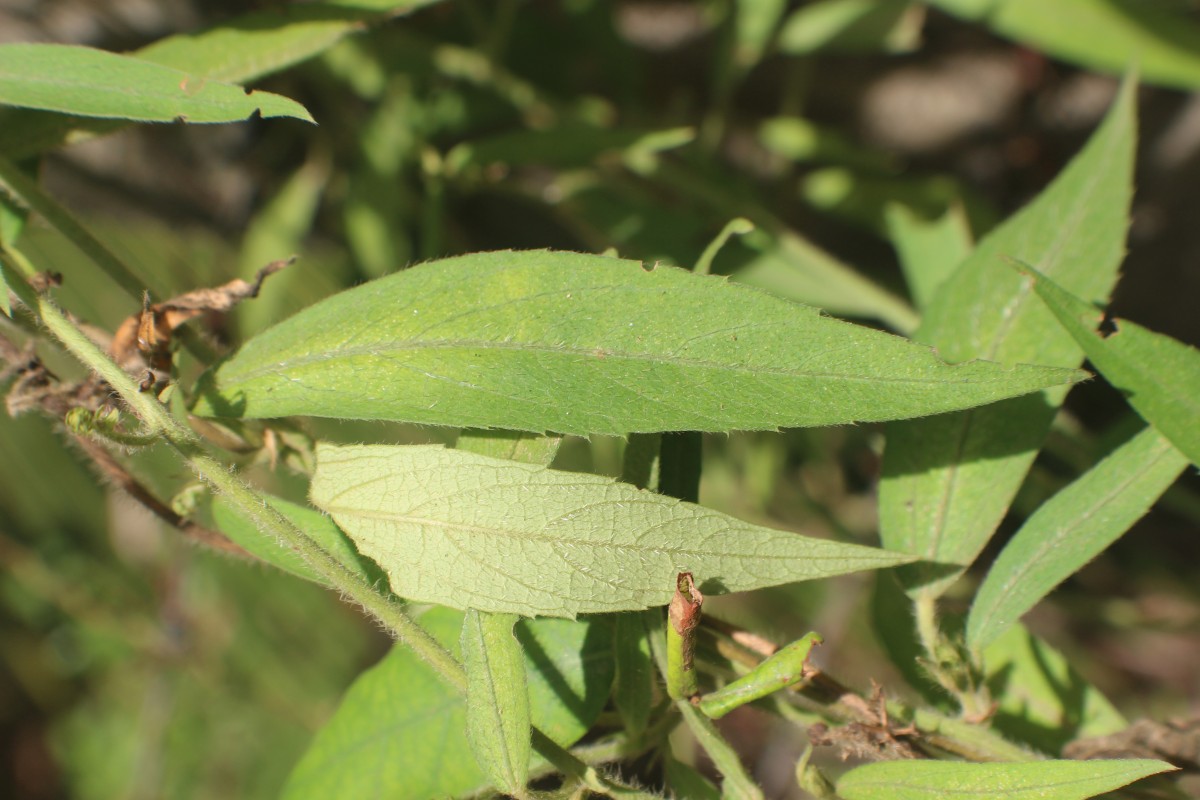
194 250 1081 436
283 607 612 799
1028 267 1200 467
968 426 1187 651
837 759 1174 800
0 44 312 124
309 443 916 617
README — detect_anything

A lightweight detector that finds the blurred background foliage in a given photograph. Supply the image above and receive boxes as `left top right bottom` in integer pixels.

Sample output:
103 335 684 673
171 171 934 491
1 0 1199 797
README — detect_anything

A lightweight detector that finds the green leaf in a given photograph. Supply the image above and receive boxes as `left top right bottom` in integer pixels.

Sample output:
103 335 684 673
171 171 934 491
733 0 788 70
211 493 383 588
612 611 656 742
0 2 442 157
884 201 972 311
0 44 312 124
930 0 1200 90
309 443 916 618
283 607 614 799
676 701 763 800
1027 267 1200 467
194 249 1082 435
878 75 1136 597
778 0 923 55
836 759 1175 800
983 624 1126 755
457 429 562 467
463 610 531 796
968 426 1187 652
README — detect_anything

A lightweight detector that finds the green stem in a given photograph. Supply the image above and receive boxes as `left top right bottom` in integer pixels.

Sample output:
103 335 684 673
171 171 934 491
0 155 165 303
5 251 639 791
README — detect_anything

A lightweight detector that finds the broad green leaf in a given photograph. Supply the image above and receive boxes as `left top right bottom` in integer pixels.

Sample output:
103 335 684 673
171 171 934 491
283 607 614 800
0 1 440 157
968 426 1187 651
884 201 972 311
779 0 923 54
878 76 1136 598
463 610 531 795
309 443 916 617
836 759 1174 800
930 0 1200 90
984 625 1126 755
1028 267 1200 467
194 249 1081 435
612 611 656 742
211 493 382 588
0 44 312 124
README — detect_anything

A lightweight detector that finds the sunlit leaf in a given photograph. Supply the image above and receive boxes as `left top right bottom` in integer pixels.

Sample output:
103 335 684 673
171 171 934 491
968 426 1187 651
194 249 1082 435
878 76 1136 598
837 759 1174 800
309 443 916 617
463 610 530 795
1027 266 1200 467
0 44 312 124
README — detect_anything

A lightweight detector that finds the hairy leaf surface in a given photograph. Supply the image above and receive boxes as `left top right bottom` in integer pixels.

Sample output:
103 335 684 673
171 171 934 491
309 443 916 617
837 759 1174 800
194 250 1081 435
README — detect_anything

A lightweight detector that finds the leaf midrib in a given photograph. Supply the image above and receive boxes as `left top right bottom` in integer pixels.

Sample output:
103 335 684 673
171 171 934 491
221 336 1060 389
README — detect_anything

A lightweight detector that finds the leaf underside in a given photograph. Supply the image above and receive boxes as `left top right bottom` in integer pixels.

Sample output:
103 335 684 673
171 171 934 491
309 443 916 617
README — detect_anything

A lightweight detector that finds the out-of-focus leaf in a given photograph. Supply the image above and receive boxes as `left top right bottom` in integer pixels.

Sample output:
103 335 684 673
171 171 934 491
984 625 1126 755
211 493 382 588
731 231 920 332
194 250 1081 434
968 426 1187 651
733 0 788 70
462 610 530 796
930 0 1200 90
836 759 1174 800
0 1 442 157
283 607 613 799
878 76 1136 598
0 44 312 123
445 126 694 174
236 157 330 335
308 444 916 617
779 0 923 54
1027 267 1200 467
759 117 893 170
884 201 972 311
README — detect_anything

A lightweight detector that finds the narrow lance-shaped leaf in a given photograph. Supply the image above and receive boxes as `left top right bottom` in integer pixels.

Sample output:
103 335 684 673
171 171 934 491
309 443 917 618
878 75 1136 598
463 610 531 797
1027 266 1200 467
836 759 1175 800
0 44 312 124
194 249 1082 435
967 426 1188 652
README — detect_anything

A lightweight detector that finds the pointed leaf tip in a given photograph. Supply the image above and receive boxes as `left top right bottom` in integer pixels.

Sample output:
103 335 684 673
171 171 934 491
310 443 916 617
